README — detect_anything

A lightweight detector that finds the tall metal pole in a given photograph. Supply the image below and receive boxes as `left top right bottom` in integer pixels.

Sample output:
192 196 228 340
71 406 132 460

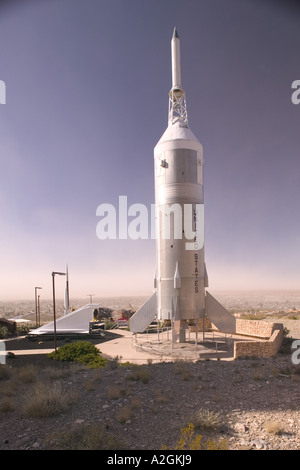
87 294 95 304
34 287 42 327
35 288 37 327
64 264 70 315
52 271 66 352
38 295 41 327
171 311 174 351
52 273 57 352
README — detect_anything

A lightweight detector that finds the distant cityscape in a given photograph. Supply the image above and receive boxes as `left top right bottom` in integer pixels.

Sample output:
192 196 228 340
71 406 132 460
0 290 300 324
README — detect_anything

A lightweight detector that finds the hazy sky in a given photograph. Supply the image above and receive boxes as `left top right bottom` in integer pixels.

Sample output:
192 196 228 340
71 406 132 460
0 0 299 301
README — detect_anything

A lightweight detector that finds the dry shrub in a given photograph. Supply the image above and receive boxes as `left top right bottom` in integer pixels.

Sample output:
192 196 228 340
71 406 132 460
48 423 124 450
0 365 11 381
0 397 15 413
0 379 16 397
173 361 193 381
92 369 102 382
154 388 169 403
107 385 122 400
162 423 228 450
84 369 103 391
84 379 96 391
116 405 132 424
131 396 142 409
15 364 38 383
22 382 77 417
42 366 79 381
107 384 131 400
127 365 151 384
264 420 284 435
191 408 223 431
252 369 265 381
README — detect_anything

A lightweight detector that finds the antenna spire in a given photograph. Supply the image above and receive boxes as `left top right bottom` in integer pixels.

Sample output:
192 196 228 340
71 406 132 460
168 28 188 127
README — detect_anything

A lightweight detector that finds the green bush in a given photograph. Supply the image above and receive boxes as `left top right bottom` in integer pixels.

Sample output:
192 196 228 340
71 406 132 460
0 323 31 338
48 341 106 368
0 326 10 339
17 324 31 335
279 327 294 354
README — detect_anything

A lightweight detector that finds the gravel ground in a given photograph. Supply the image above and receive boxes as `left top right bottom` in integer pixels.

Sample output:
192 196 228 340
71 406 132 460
0 333 300 451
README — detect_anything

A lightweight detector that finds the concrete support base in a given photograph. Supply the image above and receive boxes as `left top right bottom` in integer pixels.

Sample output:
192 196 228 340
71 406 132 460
173 320 187 343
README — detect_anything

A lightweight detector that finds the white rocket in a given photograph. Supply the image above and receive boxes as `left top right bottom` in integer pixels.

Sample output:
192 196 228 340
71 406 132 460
130 28 236 340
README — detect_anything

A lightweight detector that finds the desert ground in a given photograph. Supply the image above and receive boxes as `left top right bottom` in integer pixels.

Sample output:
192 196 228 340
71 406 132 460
0 321 299 451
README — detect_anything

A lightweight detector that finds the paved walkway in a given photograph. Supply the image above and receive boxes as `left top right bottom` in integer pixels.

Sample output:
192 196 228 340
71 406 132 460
2 329 237 364
96 329 160 364
97 328 237 363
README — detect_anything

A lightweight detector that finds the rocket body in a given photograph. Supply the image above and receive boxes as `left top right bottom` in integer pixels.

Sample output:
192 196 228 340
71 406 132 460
154 124 206 322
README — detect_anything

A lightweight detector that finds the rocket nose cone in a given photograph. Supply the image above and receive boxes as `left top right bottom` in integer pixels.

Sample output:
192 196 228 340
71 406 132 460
172 27 179 39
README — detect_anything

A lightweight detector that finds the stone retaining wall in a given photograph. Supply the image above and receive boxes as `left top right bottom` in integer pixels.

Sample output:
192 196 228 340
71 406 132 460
236 319 275 339
233 320 284 359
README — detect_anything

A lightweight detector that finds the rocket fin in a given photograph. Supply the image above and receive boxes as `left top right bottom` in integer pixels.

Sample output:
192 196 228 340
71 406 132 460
205 291 236 334
129 292 157 333
174 262 181 289
154 269 157 289
172 294 180 320
204 263 208 288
